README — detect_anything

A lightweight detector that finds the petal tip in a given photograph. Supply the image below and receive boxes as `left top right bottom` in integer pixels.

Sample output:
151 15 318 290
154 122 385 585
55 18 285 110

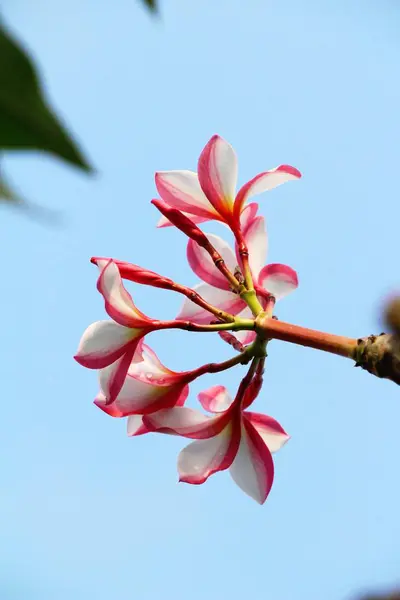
279 165 302 179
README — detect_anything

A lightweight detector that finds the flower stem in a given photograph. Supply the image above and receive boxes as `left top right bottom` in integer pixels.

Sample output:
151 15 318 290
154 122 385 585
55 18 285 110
171 283 236 322
110 259 237 323
235 231 264 316
255 314 357 358
160 318 255 334
240 289 264 317
235 232 253 291
201 237 242 292
234 357 260 408
188 347 254 379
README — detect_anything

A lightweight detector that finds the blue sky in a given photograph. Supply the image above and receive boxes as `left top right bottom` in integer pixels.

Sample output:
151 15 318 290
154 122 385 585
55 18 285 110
1 0 400 598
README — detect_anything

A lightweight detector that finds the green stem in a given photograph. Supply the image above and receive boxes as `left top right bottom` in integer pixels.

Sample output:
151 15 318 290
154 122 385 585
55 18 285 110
240 289 264 317
160 318 255 334
234 231 264 316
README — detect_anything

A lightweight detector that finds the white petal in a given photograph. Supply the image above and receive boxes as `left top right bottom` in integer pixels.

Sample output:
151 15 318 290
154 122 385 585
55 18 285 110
178 423 237 484
198 135 238 214
144 406 229 439
244 217 268 280
244 412 290 453
187 233 237 290
177 282 244 324
155 170 218 218
229 423 274 504
74 321 138 369
234 166 302 215
97 260 146 326
127 415 149 436
258 264 298 300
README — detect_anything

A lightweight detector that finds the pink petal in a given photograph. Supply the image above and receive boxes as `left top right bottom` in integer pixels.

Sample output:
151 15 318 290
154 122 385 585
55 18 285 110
155 170 219 220
176 282 245 324
244 412 290 453
157 212 210 228
239 202 259 231
96 260 150 327
198 135 238 217
178 420 241 484
143 406 227 439
198 385 233 413
258 263 299 300
234 165 302 216
229 420 274 504
74 321 142 369
187 233 237 290
127 415 152 436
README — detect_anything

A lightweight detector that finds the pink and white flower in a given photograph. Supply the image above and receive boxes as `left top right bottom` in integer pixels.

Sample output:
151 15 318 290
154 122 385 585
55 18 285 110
177 205 298 344
143 384 289 504
155 135 301 228
94 342 189 418
75 259 165 404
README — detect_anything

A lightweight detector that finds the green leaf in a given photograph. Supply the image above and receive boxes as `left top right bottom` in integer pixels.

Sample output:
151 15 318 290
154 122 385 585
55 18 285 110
0 21 93 172
142 0 157 12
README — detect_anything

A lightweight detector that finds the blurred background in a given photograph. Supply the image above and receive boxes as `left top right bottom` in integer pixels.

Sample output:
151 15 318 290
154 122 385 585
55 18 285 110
1 0 399 598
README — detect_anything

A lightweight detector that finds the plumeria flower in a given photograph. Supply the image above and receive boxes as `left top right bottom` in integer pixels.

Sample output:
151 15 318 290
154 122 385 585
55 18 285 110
94 341 189 419
155 134 301 228
177 204 298 344
75 259 168 404
143 384 289 504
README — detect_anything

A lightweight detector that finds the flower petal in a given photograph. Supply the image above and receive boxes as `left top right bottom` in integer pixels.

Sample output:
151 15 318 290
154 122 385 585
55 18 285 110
258 264 298 300
99 358 189 415
239 202 259 231
155 170 220 220
187 233 237 290
127 414 152 436
74 321 141 369
157 212 210 228
198 135 238 217
98 347 139 404
97 260 150 327
236 216 267 281
94 392 124 417
143 407 226 439
244 412 290 453
229 421 274 504
198 385 233 413
176 282 245 324
234 165 302 216
178 421 240 484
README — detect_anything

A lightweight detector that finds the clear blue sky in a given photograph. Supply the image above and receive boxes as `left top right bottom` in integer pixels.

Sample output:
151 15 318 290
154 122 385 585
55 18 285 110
1 1 400 598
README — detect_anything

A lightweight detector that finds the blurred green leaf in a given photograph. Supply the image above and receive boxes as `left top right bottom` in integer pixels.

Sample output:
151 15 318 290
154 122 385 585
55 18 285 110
0 170 62 224
142 0 157 12
0 21 93 172
0 174 20 203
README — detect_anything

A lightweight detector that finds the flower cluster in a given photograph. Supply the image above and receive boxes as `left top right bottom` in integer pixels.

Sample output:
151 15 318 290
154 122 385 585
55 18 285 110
75 135 301 504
